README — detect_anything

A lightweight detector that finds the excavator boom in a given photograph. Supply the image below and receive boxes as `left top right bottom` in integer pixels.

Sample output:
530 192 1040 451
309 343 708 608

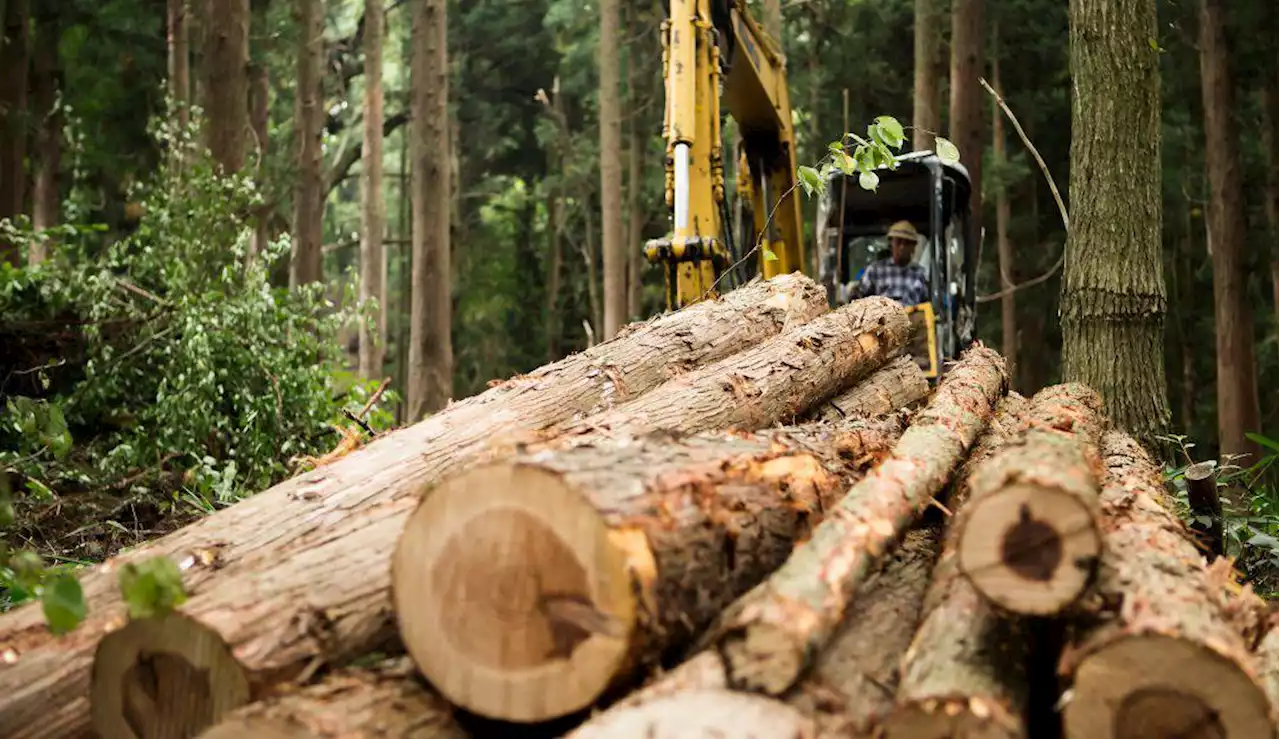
646 0 805 310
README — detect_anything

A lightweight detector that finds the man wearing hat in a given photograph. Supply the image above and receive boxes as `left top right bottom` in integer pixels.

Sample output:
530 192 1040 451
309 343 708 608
851 220 929 307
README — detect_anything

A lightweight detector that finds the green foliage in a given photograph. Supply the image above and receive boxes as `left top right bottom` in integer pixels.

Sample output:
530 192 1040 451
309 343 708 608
118 556 187 619
0 110 396 624
796 116 958 200
41 573 87 634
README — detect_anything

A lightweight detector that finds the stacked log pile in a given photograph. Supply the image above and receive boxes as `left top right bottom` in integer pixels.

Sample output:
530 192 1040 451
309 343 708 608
0 273 1274 739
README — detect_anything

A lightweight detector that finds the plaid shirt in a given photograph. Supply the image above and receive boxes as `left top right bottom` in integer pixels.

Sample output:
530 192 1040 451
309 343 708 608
854 259 930 306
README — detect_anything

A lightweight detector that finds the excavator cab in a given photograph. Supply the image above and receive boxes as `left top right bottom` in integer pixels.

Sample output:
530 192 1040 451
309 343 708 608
815 151 978 379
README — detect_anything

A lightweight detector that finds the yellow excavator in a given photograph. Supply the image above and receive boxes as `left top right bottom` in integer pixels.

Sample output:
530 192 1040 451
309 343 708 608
645 0 979 378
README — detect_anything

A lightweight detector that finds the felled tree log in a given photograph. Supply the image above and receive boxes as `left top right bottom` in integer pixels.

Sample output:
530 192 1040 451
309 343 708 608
954 383 1107 615
810 355 931 421
194 659 468 739
392 415 909 722
86 413 907 730
0 273 828 739
685 344 1007 697
548 296 911 439
881 396 1035 739
567 528 942 739
1058 432 1275 739
1258 619 1279 724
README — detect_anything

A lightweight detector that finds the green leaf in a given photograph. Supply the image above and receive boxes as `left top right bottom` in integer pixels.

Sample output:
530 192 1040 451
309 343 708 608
835 151 856 175
41 574 87 635
1245 433 1279 452
119 557 187 619
859 169 880 191
763 247 779 262
827 141 845 154
935 136 960 164
0 474 11 528
874 116 905 148
797 165 822 197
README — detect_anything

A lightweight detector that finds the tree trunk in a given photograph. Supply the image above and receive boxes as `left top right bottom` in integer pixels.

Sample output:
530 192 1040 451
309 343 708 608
29 9 60 261
1061 0 1169 442
567 529 942 739
553 296 910 439
955 383 1107 615
1198 0 1261 468
359 0 387 380
1059 432 1274 739
0 0 30 266
87 373 898 734
762 0 783 42
948 0 983 257
193 659 468 739
395 415 909 722
247 60 270 261
406 0 452 419
912 0 941 149
599 0 626 340
683 345 1008 697
882 397 1034 739
290 0 325 287
1182 461 1224 557
582 192 603 340
991 28 1016 378
1261 83 1279 309
810 354 929 422
546 188 563 362
0 274 827 739
168 0 190 129
204 0 250 174
626 41 646 321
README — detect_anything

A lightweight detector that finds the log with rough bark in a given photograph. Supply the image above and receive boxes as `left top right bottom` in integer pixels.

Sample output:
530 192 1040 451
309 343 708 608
881 396 1035 739
810 355 931 422
955 383 1108 615
392 415 910 722
195 659 468 739
1257 619 1279 724
1058 431 1275 739
85 385 908 731
567 528 942 739
0 274 828 739
682 344 1007 697
547 296 911 440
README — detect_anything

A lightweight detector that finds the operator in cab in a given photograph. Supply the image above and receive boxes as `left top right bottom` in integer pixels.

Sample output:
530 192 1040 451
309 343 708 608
850 220 929 306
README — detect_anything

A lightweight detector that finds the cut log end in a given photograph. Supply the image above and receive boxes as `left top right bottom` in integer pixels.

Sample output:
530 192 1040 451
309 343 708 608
883 698 1024 739
567 689 813 739
958 482 1101 614
719 620 805 696
1064 634 1273 739
392 463 636 722
91 611 251 739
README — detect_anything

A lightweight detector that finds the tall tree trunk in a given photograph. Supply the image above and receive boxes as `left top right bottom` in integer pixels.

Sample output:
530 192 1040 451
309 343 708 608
948 0 983 258
583 192 603 341
1062 0 1170 442
0 0 30 266
1198 0 1260 465
545 187 562 362
248 60 270 260
599 0 625 339
290 0 325 287
625 10 646 321
763 0 783 41
1261 82 1278 309
359 0 387 380
912 0 941 149
990 25 1016 380
204 0 250 174
29 8 60 262
407 0 452 419
167 0 190 128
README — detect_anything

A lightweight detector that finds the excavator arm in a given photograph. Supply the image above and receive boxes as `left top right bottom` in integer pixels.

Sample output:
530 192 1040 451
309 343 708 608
645 0 806 310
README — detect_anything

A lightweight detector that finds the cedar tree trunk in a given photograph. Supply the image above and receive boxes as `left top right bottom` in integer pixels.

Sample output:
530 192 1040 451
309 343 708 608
359 0 387 380
290 0 325 286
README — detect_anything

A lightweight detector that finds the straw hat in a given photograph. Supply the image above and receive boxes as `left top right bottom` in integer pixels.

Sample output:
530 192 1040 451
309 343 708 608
887 220 918 240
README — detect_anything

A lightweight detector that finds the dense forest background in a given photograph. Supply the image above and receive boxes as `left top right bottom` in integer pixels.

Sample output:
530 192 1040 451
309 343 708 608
0 0 1276 610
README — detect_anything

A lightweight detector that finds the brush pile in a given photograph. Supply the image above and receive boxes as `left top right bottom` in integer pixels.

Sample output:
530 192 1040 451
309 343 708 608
0 274 1273 739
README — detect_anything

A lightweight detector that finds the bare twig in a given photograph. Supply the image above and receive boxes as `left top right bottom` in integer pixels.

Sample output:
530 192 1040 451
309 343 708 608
975 77 1070 304
342 408 376 437
357 377 390 420
116 279 167 306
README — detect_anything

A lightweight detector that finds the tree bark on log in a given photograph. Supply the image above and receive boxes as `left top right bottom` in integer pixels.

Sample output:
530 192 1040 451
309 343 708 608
195 659 468 739
551 296 911 440
393 415 909 722
1257 620 1279 725
882 398 1035 739
1058 431 1274 739
955 383 1108 615
568 528 942 739
810 355 930 422
0 274 828 739
684 344 1007 697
